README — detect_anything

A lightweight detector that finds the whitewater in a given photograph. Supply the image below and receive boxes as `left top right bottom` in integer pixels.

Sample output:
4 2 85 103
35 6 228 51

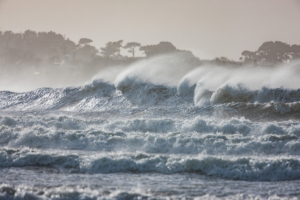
1 54 300 199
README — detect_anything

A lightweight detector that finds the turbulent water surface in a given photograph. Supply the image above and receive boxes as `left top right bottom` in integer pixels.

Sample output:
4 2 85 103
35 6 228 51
1 57 300 199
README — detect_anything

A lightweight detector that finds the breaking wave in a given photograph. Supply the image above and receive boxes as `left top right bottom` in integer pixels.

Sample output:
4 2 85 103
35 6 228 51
2 79 300 117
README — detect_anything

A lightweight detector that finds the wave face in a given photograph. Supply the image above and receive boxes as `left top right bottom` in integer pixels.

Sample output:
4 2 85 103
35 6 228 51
210 85 300 104
2 56 300 199
3 79 300 119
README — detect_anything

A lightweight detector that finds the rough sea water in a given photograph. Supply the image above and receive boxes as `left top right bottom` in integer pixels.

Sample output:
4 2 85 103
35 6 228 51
1 55 300 199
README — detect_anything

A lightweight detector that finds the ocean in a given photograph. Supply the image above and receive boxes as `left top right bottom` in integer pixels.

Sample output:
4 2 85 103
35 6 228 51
1 55 300 199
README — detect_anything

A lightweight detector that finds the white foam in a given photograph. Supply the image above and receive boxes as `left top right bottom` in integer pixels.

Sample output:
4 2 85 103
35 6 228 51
1 149 300 181
1 115 300 156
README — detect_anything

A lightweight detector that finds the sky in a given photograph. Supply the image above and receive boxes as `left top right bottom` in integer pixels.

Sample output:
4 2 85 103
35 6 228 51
0 0 300 60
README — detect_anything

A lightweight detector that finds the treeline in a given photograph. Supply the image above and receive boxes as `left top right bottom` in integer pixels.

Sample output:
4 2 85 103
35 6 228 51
0 30 200 68
0 30 299 68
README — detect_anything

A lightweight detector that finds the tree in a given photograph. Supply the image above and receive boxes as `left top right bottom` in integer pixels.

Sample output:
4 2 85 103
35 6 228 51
74 44 98 62
124 42 140 58
140 42 177 57
78 38 93 45
100 40 123 58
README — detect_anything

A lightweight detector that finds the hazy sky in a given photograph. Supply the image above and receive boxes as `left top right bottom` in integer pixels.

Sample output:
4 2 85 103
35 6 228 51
0 0 300 60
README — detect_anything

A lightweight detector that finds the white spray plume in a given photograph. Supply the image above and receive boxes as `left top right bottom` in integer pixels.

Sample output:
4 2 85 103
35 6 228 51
115 53 198 90
177 60 300 106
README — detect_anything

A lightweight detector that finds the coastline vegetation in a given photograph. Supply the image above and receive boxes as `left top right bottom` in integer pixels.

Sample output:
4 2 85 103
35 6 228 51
0 30 299 70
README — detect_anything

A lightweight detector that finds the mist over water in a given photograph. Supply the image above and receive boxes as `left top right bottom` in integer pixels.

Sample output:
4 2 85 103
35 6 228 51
0 62 114 92
0 53 197 93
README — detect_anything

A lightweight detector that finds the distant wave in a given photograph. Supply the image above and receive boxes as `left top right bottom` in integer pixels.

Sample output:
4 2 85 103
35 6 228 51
0 78 194 111
0 79 116 111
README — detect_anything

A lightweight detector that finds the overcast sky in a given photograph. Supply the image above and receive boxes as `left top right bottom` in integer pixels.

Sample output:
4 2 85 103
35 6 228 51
0 0 300 60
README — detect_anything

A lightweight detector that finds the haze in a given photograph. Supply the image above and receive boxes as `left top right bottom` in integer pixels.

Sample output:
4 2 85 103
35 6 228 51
0 0 300 60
